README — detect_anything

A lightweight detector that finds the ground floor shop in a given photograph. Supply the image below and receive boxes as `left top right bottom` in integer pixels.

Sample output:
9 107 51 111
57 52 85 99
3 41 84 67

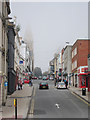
71 66 90 91
77 66 88 88
78 74 88 88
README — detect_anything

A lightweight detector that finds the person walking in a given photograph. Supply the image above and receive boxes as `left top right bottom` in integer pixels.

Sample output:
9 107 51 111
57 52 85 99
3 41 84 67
18 80 20 90
20 79 23 90
65 80 68 89
54 78 57 86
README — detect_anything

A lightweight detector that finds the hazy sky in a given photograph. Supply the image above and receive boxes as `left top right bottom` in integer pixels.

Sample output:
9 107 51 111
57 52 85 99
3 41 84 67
10 2 88 72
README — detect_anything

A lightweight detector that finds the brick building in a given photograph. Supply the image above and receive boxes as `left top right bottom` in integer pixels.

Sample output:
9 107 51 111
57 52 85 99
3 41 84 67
71 39 90 89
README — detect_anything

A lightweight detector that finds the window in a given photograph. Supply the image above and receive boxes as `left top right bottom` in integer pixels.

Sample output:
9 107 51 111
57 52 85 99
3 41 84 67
75 60 77 68
72 60 77 70
72 47 77 58
75 47 77 56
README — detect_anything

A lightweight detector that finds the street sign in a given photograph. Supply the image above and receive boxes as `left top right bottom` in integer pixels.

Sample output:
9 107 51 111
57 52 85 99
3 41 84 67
19 61 23 64
4 81 8 87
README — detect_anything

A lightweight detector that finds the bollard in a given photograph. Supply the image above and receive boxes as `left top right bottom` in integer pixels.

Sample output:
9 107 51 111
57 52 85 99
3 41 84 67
14 99 17 119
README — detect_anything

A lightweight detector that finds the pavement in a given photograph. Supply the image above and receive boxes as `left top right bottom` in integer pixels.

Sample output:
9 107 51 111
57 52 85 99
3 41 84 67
1 84 34 119
0 85 2 120
68 85 90 103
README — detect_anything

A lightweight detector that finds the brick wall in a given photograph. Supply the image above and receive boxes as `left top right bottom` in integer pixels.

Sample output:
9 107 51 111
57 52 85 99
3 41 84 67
72 39 90 73
78 40 88 67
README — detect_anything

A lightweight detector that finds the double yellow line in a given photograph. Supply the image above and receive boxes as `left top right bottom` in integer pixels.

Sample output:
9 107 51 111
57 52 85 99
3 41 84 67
71 92 90 106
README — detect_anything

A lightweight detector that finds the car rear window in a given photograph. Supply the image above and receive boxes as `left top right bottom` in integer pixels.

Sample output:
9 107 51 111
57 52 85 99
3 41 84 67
41 82 48 85
60 83 65 85
58 82 65 85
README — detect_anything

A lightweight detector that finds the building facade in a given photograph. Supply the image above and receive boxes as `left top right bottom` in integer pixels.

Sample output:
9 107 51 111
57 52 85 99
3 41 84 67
72 39 90 88
0 1 11 105
63 45 72 85
49 59 54 79
61 48 65 80
14 34 25 90
7 22 16 95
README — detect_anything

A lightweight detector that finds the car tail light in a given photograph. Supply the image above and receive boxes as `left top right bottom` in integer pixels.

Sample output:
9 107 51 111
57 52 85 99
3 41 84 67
40 84 42 86
46 84 48 86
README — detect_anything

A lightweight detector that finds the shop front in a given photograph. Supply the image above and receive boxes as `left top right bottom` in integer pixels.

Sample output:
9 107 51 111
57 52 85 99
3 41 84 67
88 71 90 92
77 66 88 88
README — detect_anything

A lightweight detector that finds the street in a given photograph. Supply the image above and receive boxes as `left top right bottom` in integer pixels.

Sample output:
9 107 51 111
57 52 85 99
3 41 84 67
28 79 88 119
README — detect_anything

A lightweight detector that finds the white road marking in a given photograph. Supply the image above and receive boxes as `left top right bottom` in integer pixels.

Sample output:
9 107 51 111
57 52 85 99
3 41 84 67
55 103 60 108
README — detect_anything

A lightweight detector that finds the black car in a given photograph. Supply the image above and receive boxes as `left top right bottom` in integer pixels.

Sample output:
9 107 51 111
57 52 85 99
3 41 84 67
39 82 49 89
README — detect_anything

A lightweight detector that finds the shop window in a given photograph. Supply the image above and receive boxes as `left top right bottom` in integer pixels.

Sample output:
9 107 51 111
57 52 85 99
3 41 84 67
86 77 88 87
82 76 85 87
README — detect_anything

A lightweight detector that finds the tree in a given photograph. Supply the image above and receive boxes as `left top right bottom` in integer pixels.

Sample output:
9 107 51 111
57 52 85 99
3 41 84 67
33 67 42 78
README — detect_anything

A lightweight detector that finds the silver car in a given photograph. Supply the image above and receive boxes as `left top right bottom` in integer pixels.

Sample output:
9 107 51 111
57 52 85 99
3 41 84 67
57 82 66 89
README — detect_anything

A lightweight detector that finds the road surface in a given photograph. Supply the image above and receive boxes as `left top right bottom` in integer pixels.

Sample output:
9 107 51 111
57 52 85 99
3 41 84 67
28 79 88 119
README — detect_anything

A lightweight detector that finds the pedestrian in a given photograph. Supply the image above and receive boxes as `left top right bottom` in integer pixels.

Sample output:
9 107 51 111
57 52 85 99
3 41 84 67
20 79 23 90
18 80 20 90
29 76 32 80
31 79 33 86
65 80 68 89
54 78 57 86
29 80 31 86
64 79 66 83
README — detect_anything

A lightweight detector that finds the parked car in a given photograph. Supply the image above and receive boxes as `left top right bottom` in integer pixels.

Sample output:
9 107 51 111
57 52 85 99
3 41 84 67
39 82 49 89
32 76 38 79
57 82 66 89
23 78 29 84
43 76 48 80
38 76 42 79
43 76 47 80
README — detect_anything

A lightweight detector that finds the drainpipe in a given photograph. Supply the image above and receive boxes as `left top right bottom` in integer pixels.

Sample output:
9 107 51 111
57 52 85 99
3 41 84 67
88 54 90 92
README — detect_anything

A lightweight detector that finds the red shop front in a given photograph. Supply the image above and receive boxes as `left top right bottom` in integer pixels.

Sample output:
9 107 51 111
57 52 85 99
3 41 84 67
78 73 88 88
88 71 90 92
78 66 88 88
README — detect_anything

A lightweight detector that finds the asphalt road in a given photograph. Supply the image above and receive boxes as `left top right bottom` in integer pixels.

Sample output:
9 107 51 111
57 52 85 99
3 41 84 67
28 79 88 119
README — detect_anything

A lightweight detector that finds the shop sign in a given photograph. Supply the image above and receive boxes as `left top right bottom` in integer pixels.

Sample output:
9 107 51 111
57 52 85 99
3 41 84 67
25 73 28 76
77 66 88 75
19 61 24 64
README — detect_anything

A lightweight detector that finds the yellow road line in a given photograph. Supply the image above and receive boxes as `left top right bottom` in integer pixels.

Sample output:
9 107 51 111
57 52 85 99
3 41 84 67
71 92 90 106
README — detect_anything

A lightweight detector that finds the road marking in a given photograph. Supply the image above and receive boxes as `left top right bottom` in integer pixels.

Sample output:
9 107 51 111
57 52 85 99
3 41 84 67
33 87 36 97
71 92 90 106
55 103 60 108
30 99 34 115
29 88 35 117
